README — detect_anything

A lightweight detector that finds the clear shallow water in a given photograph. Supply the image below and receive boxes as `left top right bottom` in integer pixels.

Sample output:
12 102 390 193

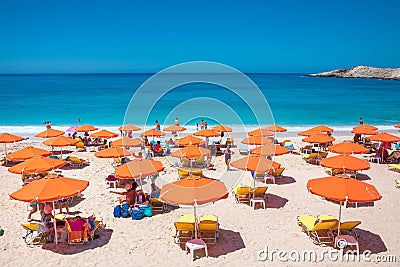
0 73 399 132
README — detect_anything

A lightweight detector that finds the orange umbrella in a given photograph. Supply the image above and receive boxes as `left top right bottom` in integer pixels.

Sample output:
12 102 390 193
0 133 25 155
353 124 378 131
265 125 287 132
43 136 79 158
211 125 232 132
298 129 326 136
367 132 400 143
302 134 335 144
8 156 67 174
94 147 133 158
110 137 141 147
118 124 141 132
241 136 272 145
309 125 334 133
328 142 369 155
75 124 98 132
395 124 400 129
251 144 290 156
35 129 65 138
171 146 210 159
351 127 377 135
114 158 164 179
175 135 204 146
247 128 273 137
6 146 52 161
160 175 228 238
90 129 119 139
163 125 187 132
320 155 370 171
307 175 381 233
230 155 280 172
141 129 165 137
10 175 89 202
194 129 220 137
43 136 78 147
10 174 89 244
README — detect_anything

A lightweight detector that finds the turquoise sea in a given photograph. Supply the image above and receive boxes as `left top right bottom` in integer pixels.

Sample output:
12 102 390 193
0 73 399 134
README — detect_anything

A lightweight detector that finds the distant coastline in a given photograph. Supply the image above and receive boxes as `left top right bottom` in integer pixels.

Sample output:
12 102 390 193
306 65 400 80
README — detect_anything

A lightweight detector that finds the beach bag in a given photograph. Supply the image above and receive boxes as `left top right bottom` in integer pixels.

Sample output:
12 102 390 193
121 203 131 218
131 209 145 220
140 204 153 217
113 205 121 218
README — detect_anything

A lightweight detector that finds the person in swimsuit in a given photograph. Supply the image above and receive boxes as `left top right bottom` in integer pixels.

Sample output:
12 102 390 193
224 145 234 171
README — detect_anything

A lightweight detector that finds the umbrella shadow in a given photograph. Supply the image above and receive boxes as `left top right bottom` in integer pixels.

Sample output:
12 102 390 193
355 173 371 181
52 150 73 155
265 193 288 209
207 228 245 258
41 228 113 254
275 176 296 185
357 228 387 253
60 164 89 170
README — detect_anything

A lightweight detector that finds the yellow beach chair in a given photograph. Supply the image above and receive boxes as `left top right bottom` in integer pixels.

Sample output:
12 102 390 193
198 221 218 244
332 221 361 238
297 215 338 245
388 164 400 172
174 222 195 245
233 186 251 204
252 186 268 199
395 180 400 188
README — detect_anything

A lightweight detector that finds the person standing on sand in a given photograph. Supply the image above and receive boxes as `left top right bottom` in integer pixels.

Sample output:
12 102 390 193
224 145 233 171
200 119 205 130
359 117 363 124
174 118 179 126
155 120 161 130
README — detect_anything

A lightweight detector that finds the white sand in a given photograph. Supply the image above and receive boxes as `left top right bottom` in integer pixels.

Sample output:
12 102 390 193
0 133 399 266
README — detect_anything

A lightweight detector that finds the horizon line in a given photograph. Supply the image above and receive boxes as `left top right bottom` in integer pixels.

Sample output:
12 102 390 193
0 72 307 75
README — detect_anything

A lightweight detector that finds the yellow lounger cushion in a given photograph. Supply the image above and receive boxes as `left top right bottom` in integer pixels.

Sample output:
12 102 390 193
318 214 336 221
179 214 196 223
297 215 318 230
200 215 218 223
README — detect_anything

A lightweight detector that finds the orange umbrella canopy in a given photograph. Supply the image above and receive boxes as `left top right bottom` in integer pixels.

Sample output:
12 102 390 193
211 125 232 132
163 125 187 132
367 132 400 143
111 137 141 147
118 124 141 132
298 129 324 136
0 133 25 143
251 143 289 156
230 155 280 172
320 155 370 171
353 124 378 131
241 136 272 145
307 175 382 203
94 147 133 158
43 136 78 147
160 176 228 206
194 129 220 137
141 129 165 137
8 156 67 174
114 158 164 179
75 124 98 132
265 125 287 132
90 129 119 139
309 125 334 133
10 175 89 202
35 129 65 138
175 135 204 146
6 146 52 161
328 142 369 155
302 134 335 144
171 146 210 159
351 127 377 135
247 128 273 137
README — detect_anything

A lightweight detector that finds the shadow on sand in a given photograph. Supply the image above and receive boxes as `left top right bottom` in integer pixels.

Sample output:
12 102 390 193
207 228 245 258
42 228 113 255
265 193 288 209
275 176 296 185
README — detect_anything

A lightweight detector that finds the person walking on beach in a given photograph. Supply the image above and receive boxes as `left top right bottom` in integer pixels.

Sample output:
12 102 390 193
200 119 205 130
155 120 161 130
174 117 179 126
359 117 363 124
224 145 233 171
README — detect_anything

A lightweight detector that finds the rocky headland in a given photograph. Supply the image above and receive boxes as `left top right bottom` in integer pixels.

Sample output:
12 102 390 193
307 65 400 80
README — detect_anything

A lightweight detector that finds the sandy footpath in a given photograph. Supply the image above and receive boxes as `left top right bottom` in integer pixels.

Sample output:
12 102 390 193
0 132 399 266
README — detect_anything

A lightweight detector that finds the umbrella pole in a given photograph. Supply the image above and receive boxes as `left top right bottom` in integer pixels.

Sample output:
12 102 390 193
53 201 58 245
338 201 342 235
194 200 198 239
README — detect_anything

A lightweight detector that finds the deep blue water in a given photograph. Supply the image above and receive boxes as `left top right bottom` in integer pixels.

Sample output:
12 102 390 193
0 73 399 129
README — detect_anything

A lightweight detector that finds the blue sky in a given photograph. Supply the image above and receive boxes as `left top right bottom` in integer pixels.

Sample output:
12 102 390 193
0 0 399 73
